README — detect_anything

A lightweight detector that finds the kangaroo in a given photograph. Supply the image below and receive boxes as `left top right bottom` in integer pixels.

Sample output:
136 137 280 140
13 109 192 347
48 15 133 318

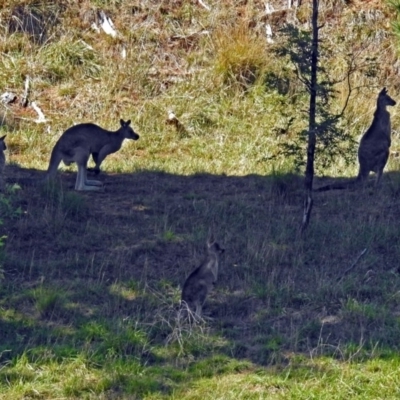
0 135 6 192
315 87 396 192
45 119 139 191
181 237 225 318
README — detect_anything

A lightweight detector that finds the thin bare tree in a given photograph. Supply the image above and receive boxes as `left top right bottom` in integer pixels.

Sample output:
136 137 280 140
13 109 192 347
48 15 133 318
301 0 319 233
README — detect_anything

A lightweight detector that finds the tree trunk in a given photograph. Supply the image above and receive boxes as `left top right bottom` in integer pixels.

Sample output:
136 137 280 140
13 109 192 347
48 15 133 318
301 0 319 233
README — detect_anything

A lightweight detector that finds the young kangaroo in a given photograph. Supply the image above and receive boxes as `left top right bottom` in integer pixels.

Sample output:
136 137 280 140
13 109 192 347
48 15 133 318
0 135 7 192
181 237 225 318
45 119 139 191
315 88 396 192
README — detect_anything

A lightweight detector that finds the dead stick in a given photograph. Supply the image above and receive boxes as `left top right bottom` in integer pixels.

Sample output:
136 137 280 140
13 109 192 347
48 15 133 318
21 75 30 107
337 248 368 283
31 102 47 123
198 0 211 11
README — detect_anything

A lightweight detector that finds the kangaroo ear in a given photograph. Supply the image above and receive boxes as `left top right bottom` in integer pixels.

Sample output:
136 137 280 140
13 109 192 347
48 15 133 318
0 135 6 140
207 224 217 244
207 233 215 247
380 87 387 95
126 119 131 125
120 119 126 126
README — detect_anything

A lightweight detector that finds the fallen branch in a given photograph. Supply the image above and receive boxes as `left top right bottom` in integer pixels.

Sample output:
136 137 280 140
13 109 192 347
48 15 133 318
337 248 368 283
198 0 211 11
21 75 30 107
31 102 47 123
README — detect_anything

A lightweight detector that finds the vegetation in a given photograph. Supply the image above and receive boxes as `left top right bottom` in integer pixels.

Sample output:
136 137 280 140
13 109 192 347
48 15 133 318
1 0 400 398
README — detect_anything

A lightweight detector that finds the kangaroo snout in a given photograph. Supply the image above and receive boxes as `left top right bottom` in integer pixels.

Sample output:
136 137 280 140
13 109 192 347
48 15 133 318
132 131 140 140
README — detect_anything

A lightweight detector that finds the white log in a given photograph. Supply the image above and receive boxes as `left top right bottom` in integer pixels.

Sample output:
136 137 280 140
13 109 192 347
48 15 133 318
31 102 47 123
98 10 118 38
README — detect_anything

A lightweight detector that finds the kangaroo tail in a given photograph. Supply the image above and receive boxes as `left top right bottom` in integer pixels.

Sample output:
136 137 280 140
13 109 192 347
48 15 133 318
45 144 63 178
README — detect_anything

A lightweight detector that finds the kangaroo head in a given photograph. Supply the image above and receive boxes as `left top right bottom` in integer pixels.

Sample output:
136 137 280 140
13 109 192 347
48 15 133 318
119 119 140 140
0 135 7 151
207 238 225 256
378 88 397 107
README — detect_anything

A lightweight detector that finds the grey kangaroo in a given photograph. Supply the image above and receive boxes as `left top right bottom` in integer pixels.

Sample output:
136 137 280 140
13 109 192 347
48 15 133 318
181 237 225 318
45 119 139 191
315 87 396 192
0 135 6 192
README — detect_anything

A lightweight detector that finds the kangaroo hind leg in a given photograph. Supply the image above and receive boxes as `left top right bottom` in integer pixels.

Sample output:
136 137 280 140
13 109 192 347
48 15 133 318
75 164 103 191
74 151 103 191
85 167 103 187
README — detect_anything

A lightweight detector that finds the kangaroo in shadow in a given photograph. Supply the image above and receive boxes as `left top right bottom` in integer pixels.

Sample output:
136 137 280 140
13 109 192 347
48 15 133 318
45 119 139 191
315 88 396 192
181 237 225 319
0 135 7 192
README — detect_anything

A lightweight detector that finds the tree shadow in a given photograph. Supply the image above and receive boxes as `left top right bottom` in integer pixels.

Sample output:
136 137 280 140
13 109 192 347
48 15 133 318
1 164 400 396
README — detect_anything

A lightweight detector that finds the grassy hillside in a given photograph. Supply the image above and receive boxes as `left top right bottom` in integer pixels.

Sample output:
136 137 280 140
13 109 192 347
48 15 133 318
1 1 400 398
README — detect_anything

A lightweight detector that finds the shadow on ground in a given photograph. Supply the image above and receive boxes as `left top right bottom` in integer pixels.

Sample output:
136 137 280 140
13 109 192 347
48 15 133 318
1 164 400 395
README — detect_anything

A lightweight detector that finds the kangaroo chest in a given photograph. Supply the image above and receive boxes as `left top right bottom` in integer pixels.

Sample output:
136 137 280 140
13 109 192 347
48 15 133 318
91 139 122 154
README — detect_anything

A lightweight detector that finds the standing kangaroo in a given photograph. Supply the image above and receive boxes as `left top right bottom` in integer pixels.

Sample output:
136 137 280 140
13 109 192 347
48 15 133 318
0 135 7 192
45 119 139 191
315 88 396 192
181 237 225 318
